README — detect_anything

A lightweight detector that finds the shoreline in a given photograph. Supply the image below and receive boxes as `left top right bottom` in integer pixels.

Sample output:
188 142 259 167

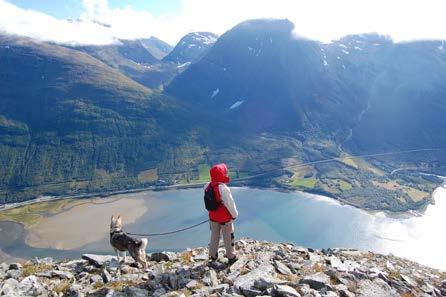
0 186 445 270
1 181 440 222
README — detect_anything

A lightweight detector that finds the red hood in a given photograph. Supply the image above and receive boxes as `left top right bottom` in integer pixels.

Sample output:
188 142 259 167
210 163 230 184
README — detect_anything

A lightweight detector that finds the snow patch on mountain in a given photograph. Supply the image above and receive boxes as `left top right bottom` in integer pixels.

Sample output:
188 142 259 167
210 88 220 99
191 32 217 45
177 62 191 68
230 100 244 110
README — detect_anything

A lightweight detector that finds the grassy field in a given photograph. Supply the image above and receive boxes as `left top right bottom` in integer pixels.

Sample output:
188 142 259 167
290 178 317 189
137 169 158 183
372 180 429 202
338 154 385 176
198 164 210 182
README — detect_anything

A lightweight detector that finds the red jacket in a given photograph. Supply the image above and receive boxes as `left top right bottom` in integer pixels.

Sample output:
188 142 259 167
207 163 233 223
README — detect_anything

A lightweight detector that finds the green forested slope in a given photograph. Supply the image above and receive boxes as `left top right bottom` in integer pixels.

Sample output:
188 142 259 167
0 35 207 202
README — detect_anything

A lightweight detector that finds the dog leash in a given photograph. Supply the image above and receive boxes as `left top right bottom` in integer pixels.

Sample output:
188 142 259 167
126 219 210 237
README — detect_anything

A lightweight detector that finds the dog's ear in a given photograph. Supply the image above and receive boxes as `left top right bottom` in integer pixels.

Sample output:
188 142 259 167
111 215 115 221
117 215 121 220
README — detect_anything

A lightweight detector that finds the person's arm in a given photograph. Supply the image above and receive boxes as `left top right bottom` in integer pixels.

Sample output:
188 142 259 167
203 182 210 190
219 184 238 219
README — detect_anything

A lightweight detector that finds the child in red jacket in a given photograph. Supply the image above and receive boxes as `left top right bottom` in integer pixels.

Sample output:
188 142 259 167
205 163 238 263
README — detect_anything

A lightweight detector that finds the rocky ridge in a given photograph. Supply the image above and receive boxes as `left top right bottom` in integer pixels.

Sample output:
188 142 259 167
0 239 445 296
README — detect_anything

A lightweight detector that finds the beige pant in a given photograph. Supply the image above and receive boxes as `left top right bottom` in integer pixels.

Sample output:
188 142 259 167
209 220 235 260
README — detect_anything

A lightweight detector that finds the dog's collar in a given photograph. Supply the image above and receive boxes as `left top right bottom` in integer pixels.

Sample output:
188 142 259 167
110 229 123 235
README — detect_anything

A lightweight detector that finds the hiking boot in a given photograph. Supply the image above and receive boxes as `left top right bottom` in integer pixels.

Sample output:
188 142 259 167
228 256 238 265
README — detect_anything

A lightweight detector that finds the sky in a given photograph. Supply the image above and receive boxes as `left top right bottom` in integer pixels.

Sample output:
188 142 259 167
0 0 445 46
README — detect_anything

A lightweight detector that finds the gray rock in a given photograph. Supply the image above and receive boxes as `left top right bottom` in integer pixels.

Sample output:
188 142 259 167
192 253 209 261
153 288 167 297
90 274 103 284
159 292 182 297
8 263 22 270
340 250 362 257
299 272 332 290
88 287 114 297
229 255 249 273
203 269 219 287
233 264 275 294
18 275 46 297
82 254 116 268
151 252 174 262
102 268 112 283
368 267 388 281
122 287 150 297
0 262 8 272
335 285 355 297
254 276 287 290
272 284 301 297
400 274 417 287
185 280 199 289
51 269 75 279
69 284 85 297
0 278 19 296
274 260 292 275
356 279 399 297
420 282 436 294
328 257 359 272
168 272 179 289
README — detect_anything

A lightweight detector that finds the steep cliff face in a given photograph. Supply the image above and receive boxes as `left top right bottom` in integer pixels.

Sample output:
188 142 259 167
0 239 444 296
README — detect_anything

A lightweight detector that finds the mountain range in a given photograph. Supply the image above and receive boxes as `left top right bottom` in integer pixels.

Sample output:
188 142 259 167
1 19 445 211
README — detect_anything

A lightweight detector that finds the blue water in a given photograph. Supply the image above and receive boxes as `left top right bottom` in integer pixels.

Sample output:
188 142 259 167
1 187 446 270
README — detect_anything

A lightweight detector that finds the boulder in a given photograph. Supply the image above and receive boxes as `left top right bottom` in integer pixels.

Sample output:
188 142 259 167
356 279 399 297
151 252 176 262
18 275 46 297
87 287 114 297
272 284 301 297
51 270 75 279
6 269 21 279
274 260 292 275
328 257 359 272
400 274 417 288
185 280 199 289
8 263 22 270
0 278 19 296
69 284 85 297
229 255 249 273
82 254 116 268
299 272 332 290
122 287 150 297
234 264 275 295
335 285 355 297
203 269 219 287
0 262 9 272
101 268 112 283
254 277 287 290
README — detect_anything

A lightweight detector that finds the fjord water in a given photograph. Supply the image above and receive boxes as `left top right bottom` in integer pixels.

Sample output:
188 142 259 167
1 187 446 270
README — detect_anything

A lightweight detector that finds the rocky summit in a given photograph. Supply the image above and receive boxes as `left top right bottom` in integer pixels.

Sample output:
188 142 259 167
0 239 445 297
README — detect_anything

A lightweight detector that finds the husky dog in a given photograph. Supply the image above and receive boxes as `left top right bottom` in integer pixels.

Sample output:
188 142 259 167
110 215 148 270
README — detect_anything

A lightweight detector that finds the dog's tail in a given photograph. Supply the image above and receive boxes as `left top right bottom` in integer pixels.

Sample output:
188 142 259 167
140 238 148 251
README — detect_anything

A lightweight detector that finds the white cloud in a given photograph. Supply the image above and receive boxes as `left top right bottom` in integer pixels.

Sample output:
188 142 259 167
0 0 445 46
